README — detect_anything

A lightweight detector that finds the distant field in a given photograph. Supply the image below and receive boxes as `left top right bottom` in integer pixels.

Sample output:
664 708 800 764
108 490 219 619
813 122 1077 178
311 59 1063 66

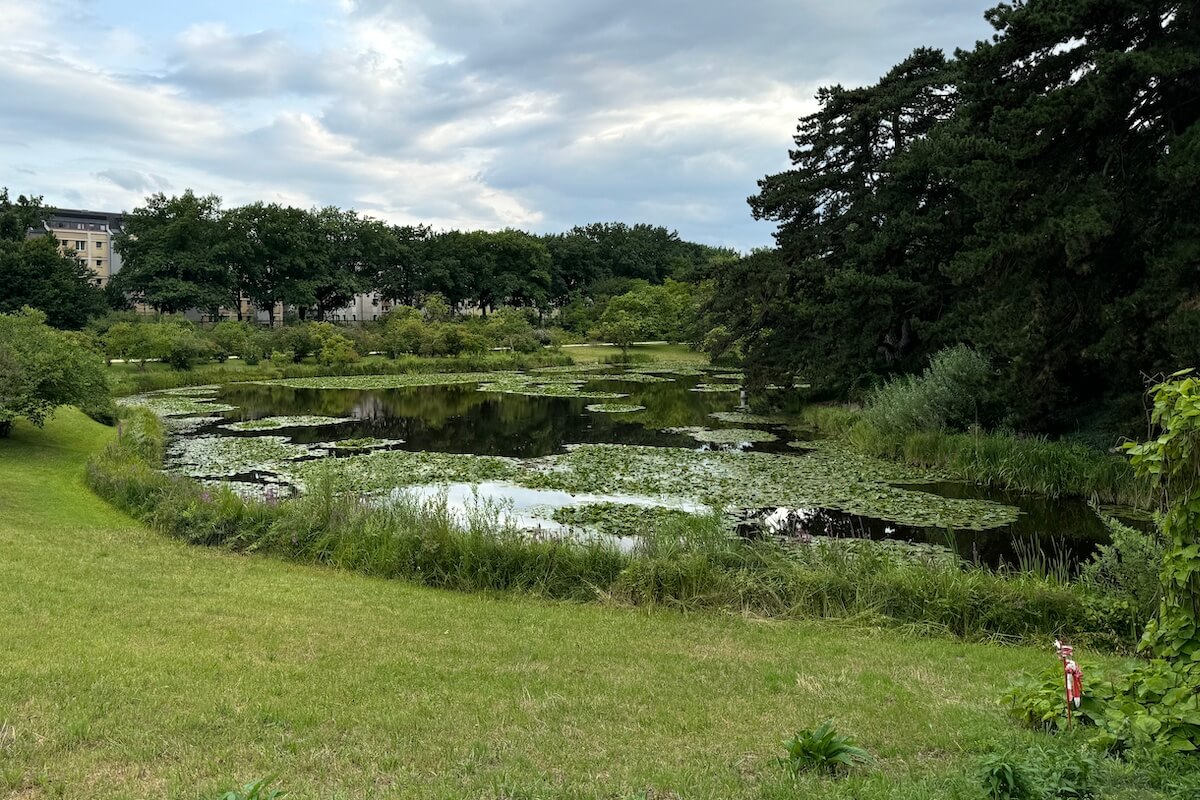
1 410 1087 799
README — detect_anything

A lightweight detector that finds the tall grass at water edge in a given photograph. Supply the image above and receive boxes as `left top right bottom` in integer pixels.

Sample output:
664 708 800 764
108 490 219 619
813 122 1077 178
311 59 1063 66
797 403 1147 508
84 407 1152 647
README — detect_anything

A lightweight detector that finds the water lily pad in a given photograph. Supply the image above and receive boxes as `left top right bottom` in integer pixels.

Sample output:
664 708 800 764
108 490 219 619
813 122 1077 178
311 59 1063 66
709 411 787 425
665 426 779 444
586 403 646 413
166 435 323 478
221 415 356 432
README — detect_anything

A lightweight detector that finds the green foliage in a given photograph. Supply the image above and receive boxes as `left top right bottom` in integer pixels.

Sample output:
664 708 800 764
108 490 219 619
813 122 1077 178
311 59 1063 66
861 346 995 437
715 3 1200 432
1124 372 1200 661
598 310 640 354
779 721 871 776
0 236 109 329
218 776 286 800
977 744 1098 800
0 307 110 436
1005 661 1200 755
112 191 230 315
1079 516 1164 636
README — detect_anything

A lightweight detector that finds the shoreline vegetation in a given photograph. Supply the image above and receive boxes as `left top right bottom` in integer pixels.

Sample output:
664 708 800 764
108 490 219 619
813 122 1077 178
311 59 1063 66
87 405 1152 650
798 403 1148 509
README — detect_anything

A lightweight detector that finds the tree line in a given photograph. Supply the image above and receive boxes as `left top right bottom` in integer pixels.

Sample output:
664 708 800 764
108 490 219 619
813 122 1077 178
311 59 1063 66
1 188 733 329
709 0 1199 432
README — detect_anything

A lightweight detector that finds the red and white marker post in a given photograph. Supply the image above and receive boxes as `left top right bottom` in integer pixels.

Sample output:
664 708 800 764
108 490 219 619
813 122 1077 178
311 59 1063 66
1054 639 1083 728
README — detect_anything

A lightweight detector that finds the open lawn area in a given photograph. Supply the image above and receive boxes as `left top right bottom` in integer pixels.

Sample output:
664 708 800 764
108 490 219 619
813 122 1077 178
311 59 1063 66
1 411 1105 799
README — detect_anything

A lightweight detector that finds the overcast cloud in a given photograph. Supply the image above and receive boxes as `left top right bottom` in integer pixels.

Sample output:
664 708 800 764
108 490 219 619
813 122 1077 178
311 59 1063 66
0 0 996 249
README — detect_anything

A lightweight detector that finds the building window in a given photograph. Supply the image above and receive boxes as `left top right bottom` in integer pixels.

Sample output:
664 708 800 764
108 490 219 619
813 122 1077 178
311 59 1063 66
76 240 86 249
96 260 103 267
96 241 103 249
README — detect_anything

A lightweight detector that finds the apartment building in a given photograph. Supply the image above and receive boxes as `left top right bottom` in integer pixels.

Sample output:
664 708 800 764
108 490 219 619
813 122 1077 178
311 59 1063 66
41 208 125 287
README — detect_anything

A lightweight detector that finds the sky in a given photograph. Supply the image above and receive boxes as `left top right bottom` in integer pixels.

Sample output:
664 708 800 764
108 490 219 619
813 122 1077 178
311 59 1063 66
0 0 997 251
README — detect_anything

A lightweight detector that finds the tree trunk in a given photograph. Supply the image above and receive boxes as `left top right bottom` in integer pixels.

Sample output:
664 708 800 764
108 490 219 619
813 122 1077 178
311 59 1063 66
0 419 11 438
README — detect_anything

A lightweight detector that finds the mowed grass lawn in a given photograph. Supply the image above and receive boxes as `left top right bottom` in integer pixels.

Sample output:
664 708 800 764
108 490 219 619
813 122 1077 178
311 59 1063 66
1 410 1080 799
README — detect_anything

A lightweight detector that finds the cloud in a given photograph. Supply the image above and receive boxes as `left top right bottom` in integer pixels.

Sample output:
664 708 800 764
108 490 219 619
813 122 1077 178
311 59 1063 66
95 168 173 193
0 0 998 249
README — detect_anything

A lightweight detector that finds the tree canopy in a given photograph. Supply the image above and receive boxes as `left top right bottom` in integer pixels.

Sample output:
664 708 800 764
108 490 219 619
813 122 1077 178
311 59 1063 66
712 0 1200 430
0 188 108 329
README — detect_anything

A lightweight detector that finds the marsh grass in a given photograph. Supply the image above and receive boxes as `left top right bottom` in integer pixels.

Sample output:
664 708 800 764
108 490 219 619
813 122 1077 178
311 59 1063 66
848 422 1147 507
796 402 1147 508
86 408 1142 646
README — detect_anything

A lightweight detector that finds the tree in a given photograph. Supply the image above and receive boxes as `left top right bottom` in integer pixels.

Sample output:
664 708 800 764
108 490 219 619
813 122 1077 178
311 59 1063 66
716 0 1200 428
377 224 431 307
0 308 109 437
220 203 313 326
0 188 47 241
112 191 231 316
0 233 108 329
598 310 640 356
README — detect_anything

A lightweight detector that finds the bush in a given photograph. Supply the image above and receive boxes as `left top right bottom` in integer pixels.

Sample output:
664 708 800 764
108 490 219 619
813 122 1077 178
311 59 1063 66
977 744 1098 800
1079 516 1163 636
161 324 215 370
0 307 111 436
269 350 294 367
862 345 995 437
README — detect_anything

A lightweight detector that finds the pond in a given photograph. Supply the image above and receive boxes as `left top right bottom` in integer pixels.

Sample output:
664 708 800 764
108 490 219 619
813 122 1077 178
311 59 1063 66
122 364 1125 569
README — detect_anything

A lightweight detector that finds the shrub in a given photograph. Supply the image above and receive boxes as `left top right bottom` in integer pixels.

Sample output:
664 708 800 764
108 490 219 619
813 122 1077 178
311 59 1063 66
978 745 1098 800
779 721 871 776
861 345 995 437
269 350 294 367
316 333 359 367
161 324 216 370
0 307 110 437
1079 516 1163 636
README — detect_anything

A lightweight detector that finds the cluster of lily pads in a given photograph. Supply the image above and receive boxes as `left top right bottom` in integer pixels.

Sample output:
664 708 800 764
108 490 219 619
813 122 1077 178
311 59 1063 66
220 415 355 432
663 426 780 445
272 440 1018 531
132 365 1020 540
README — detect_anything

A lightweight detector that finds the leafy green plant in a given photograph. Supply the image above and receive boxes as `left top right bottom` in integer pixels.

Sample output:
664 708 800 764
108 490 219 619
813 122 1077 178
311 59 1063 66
978 745 1097 800
219 776 286 799
778 720 871 776
978 751 1038 800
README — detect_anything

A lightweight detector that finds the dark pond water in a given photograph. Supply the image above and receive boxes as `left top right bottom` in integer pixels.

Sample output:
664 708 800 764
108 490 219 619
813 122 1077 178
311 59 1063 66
170 371 1133 568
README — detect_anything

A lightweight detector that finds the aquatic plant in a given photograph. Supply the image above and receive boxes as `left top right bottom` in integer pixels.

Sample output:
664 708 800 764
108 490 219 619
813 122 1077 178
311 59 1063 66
585 403 646 413
221 415 355 432
87 407 1143 645
118 392 237 417
664 426 779 444
321 437 405 451
690 383 742 393
166 435 323 478
708 410 787 425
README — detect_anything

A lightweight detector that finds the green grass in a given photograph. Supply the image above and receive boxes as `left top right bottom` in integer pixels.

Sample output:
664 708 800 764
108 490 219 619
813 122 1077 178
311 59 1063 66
561 341 707 364
0 410 1142 799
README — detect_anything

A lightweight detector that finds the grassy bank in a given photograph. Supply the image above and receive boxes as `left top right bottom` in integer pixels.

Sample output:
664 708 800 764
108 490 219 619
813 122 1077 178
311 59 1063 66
798 405 1148 508
84 407 1146 647
0 410 1111 798
6 412 1197 798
